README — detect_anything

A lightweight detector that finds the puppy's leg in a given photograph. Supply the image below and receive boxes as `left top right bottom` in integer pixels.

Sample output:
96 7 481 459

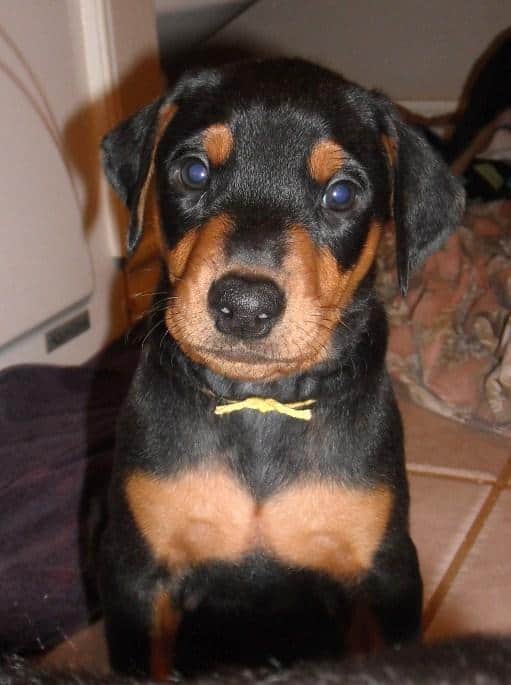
362 532 423 646
150 587 181 681
100 541 180 680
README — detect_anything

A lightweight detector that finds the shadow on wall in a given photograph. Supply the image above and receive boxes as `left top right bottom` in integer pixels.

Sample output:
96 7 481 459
62 53 165 631
63 53 164 240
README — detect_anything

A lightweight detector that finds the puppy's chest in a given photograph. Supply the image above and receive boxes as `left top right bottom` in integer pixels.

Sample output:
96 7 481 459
125 446 393 581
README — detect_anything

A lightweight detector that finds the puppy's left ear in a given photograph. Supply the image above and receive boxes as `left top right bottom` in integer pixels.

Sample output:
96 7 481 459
376 95 465 294
101 98 177 254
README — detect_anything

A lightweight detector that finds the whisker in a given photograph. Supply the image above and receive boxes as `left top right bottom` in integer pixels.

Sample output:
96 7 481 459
131 290 175 299
140 319 165 348
159 328 170 364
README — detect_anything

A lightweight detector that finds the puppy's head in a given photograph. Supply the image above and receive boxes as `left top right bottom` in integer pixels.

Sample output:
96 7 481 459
102 59 464 382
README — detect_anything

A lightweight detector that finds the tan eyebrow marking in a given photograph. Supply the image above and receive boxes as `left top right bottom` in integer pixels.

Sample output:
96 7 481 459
308 139 345 184
203 124 234 166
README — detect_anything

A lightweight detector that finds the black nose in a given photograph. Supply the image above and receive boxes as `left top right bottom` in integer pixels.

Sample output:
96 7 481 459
208 275 285 339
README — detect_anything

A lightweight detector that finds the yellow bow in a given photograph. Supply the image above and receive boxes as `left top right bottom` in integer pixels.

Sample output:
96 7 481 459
214 397 316 421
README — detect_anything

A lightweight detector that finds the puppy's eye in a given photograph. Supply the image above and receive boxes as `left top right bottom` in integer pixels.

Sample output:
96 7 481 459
322 181 355 211
180 158 209 189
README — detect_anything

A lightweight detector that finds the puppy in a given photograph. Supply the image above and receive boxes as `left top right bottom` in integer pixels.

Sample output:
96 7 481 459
100 58 464 678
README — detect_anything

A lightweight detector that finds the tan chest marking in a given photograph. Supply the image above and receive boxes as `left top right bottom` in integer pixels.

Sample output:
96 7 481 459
260 481 392 578
126 468 392 580
125 468 254 569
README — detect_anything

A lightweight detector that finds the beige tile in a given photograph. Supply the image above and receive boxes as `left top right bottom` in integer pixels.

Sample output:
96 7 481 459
38 620 109 674
400 397 510 481
426 490 511 640
408 474 490 606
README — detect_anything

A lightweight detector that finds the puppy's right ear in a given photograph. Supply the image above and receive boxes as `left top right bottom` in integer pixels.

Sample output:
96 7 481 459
372 91 465 294
101 98 177 254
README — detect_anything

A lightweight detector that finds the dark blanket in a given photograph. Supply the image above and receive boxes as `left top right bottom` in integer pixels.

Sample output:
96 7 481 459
0 336 140 655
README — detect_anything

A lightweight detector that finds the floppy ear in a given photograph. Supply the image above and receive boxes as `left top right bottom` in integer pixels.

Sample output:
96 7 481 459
378 98 466 294
101 98 177 254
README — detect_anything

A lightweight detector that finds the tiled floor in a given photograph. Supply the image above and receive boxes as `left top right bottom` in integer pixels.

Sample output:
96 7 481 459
41 396 511 672
400 398 511 640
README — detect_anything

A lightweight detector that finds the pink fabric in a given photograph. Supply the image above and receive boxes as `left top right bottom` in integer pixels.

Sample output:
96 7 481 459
377 200 511 438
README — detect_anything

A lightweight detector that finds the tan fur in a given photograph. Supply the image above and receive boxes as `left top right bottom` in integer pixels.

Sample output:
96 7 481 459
126 467 393 581
203 124 234 166
135 103 177 235
381 134 398 168
125 467 256 570
336 221 382 311
150 590 180 681
308 139 345 183
163 217 382 381
261 480 392 578
166 228 200 282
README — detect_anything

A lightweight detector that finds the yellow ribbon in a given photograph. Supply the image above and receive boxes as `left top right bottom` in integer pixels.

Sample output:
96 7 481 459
214 397 316 421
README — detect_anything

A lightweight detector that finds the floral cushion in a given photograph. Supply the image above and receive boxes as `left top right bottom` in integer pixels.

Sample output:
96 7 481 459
377 200 511 438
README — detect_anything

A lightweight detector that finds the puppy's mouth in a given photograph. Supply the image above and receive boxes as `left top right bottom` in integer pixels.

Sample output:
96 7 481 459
176 334 321 381
194 343 304 366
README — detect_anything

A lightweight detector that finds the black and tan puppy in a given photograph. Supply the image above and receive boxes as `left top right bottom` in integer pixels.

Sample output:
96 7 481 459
100 58 464 678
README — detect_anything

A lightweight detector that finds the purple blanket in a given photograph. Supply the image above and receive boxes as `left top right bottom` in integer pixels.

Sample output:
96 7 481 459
0 337 139 655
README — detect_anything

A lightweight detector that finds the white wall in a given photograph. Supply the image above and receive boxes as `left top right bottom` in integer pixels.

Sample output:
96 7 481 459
0 0 161 368
207 0 511 114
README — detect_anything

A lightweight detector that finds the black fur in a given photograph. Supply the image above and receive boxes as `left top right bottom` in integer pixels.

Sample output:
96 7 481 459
3 636 511 684
377 102 465 292
100 58 464 677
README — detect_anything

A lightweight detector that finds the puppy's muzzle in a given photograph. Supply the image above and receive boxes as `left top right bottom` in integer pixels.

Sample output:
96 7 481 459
208 274 286 340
